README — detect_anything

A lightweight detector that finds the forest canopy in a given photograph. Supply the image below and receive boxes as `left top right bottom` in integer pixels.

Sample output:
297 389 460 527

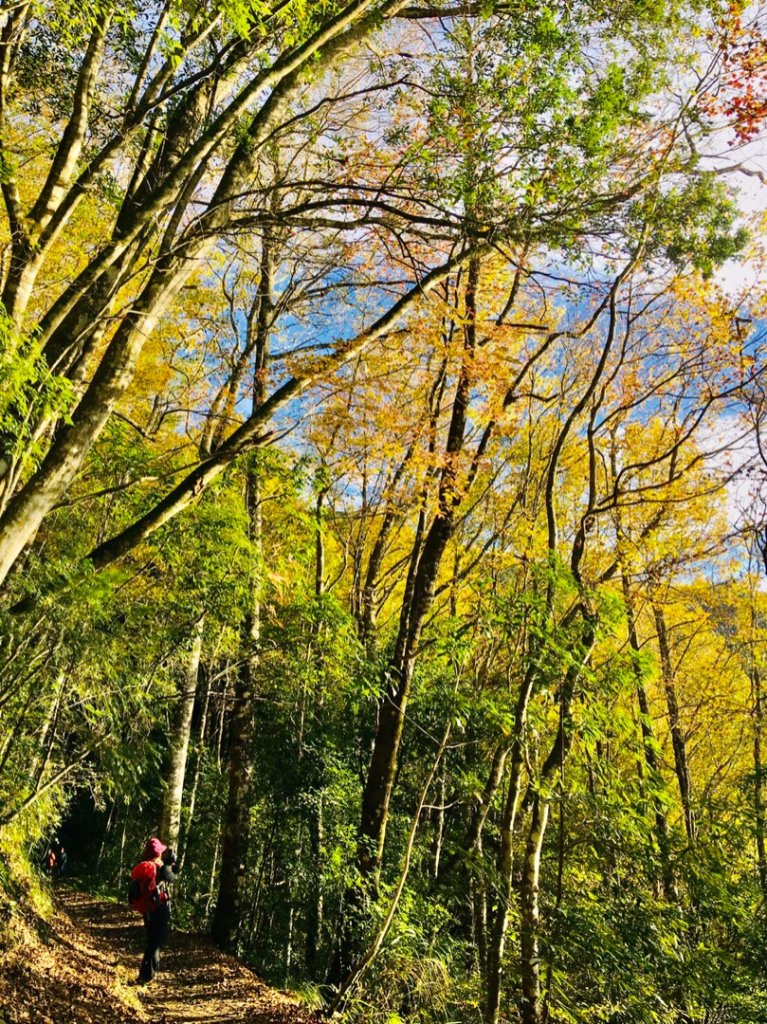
1 1 767 1022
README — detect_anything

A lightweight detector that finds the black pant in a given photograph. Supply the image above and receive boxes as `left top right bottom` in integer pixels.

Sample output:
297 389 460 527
138 903 170 982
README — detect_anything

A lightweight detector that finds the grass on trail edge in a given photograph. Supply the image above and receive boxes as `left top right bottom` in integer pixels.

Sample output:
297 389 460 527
0 885 322 1024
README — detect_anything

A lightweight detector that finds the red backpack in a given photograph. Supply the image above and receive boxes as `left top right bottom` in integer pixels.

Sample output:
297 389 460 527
128 860 159 915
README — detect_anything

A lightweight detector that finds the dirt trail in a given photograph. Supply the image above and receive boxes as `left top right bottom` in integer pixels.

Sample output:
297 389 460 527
1 887 319 1024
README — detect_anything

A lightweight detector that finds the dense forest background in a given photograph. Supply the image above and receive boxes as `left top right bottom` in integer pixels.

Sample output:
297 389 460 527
2 1 767 1022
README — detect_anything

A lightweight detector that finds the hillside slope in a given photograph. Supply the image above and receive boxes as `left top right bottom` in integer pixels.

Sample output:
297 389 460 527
0 887 319 1024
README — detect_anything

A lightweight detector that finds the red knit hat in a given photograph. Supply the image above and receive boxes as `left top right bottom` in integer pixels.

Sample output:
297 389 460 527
142 837 167 859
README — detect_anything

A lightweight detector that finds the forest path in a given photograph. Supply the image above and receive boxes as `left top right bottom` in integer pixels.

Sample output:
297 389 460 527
4 887 318 1024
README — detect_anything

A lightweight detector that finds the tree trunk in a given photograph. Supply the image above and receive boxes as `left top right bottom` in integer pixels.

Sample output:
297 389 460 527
358 257 478 885
28 669 65 790
205 827 222 924
117 801 130 885
486 608 596 1024
178 660 213 871
160 616 203 850
751 660 767 904
96 801 116 873
623 576 675 901
328 715 453 1015
484 667 537 1024
652 601 695 844
475 836 489 975
210 459 261 952
542 785 566 1024
432 767 446 878
305 790 325 977
330 261 479 983
306 491 327 978
211 231 272 951
519 794 551 1024
439 740 509 883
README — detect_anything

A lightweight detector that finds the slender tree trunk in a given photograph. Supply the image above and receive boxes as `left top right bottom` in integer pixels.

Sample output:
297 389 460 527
432 768 446 878
751 660 767 904
439 741 509 883
623 576 675 900
117 802 130 884
286 904 296 982
542 785 566 1024
358 257 479 884
486 609 596 1024
306 494 327 977
248 824 274 942
329 715 453 1015
475 835 489 975
160 616 203 849
28 669 65 789
214 669 229 770
205 828 222 924
484 667 537 1024
519 794 551 1024
306 791 325 977
652 601 695 844
178 661 213 871
331 261 479 984
210 462 262 951
96 802 116 873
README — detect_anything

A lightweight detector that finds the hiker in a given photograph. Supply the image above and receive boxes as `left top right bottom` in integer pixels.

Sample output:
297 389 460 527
131 837 179 985
56 844 67 879
41 842 57 877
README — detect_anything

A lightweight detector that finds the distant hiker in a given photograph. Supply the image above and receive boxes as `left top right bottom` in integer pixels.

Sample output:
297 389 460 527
129 837 179 985
57 844 68 878
42 843 57 877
